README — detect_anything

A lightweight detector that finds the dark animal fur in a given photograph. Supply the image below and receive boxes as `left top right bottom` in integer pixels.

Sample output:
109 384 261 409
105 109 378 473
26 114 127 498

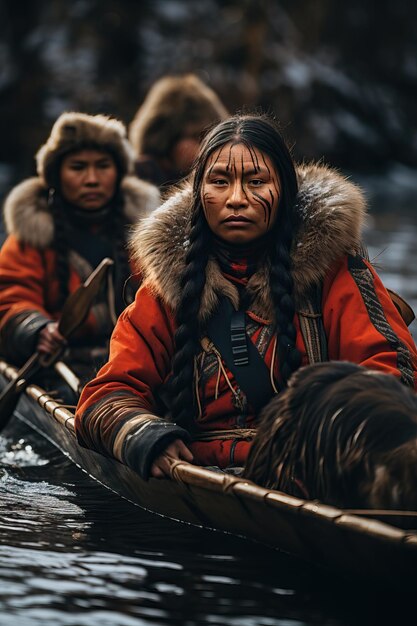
244 362 417 510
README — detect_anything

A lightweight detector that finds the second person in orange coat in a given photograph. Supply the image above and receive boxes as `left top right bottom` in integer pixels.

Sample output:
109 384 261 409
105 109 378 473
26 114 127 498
0 112 160 392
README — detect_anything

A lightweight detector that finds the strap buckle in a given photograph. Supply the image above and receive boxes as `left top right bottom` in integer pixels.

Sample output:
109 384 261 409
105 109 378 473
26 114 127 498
230 310 249 366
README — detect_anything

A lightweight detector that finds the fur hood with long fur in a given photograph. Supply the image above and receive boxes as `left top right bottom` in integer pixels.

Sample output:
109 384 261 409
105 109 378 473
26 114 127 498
37 112 135 186
130 163 366 322
3 175 160 249
129 74 228 158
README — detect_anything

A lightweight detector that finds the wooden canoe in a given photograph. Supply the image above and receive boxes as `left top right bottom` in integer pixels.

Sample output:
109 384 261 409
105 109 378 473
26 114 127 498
1 358 416 587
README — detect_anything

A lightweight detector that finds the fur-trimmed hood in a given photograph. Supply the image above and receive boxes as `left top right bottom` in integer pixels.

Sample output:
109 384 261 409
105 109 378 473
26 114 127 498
129 74 228 158
130 163 366 322
37 112 135 186
3 176 160 249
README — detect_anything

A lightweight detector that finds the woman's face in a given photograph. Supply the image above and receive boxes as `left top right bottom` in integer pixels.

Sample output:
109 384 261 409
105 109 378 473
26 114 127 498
60 149 118 210
201 142 281 245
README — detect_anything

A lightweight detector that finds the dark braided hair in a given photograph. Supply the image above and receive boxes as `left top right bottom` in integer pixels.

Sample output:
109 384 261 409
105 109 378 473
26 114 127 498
169 211 211 425
50 189 71 308
170 113 301 426
50 155 126 311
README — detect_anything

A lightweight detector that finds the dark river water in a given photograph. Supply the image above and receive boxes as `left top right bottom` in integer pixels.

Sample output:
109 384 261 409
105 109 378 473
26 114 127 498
0 211 416 626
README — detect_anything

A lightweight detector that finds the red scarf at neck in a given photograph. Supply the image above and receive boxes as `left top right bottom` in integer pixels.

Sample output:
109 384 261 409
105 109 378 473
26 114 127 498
214 237 266 286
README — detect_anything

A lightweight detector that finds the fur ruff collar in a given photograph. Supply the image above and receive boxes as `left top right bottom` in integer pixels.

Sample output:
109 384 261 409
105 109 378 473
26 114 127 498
131 163 366 322
3 176 160 249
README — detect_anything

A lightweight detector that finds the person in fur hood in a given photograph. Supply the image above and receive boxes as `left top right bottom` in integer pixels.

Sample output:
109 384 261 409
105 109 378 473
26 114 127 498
129 74 228 189
75 113 417 482
0 111 160 389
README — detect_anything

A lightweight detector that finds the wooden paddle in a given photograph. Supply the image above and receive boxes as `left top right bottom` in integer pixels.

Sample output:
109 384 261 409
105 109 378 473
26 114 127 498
0 257 114 429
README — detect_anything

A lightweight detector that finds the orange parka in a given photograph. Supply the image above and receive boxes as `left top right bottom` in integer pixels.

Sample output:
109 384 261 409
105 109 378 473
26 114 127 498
0 176 160 364
75 164 417 478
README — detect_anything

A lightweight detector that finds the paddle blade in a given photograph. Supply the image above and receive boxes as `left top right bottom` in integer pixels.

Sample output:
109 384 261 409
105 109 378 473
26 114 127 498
58 257 114 338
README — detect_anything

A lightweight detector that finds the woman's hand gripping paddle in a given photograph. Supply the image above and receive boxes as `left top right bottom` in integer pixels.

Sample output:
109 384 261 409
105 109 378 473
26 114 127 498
0 257 114 429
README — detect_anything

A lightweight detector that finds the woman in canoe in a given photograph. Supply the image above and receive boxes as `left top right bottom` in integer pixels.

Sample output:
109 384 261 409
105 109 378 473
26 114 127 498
75 112 417 482
0 112 160 393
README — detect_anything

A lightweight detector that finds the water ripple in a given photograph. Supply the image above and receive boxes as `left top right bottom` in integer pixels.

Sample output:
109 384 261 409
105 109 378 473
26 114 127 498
0 437 48 468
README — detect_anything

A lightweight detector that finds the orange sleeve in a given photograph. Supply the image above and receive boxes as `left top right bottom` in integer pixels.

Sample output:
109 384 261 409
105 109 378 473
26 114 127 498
76 283 177 421
0 235 52 326
322 256 417 388
74 284 194 478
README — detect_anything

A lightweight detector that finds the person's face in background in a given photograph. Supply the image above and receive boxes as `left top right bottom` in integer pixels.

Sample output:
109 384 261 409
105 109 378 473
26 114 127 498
169 123 206 173
201 141 281 245
171 136 201 172
60 149 118 210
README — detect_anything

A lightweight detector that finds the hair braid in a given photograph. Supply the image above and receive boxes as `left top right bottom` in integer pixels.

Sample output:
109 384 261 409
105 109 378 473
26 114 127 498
51 191 70 308
270 217 302 385
170 210 210 425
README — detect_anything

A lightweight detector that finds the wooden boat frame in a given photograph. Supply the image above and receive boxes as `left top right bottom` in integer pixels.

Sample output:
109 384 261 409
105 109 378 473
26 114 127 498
1 358 417 587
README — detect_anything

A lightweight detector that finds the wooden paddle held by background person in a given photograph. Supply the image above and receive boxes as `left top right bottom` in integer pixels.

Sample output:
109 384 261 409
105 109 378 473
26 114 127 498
0 257 114 429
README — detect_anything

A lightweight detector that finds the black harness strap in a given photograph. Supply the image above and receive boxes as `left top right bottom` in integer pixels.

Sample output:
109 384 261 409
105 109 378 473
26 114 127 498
230 310 249 366
206 297 276 411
